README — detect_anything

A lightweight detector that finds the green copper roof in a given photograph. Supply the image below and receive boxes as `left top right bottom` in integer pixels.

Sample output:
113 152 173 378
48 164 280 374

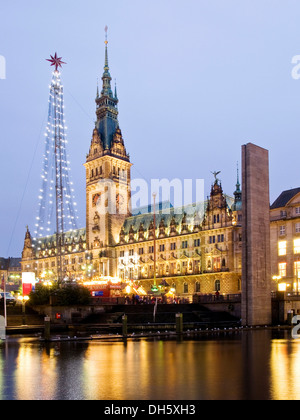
95 40 119 150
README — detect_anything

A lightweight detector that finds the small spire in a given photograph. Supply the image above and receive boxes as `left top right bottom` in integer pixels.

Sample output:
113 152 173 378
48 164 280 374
236 162 241 191
233 162 242 210
114 78 118 100
96 78 99 98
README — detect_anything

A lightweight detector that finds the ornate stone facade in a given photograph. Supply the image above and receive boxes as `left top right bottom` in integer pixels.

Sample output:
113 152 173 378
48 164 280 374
116 180 242 299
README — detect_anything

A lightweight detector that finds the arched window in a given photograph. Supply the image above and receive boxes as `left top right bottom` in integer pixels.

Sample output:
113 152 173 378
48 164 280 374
215 280 221 292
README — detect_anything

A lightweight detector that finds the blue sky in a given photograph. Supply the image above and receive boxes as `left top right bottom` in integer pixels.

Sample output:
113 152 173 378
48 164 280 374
1 0 300 257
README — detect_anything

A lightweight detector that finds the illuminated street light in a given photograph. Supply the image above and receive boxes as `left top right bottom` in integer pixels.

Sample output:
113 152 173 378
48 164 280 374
18 296 30 326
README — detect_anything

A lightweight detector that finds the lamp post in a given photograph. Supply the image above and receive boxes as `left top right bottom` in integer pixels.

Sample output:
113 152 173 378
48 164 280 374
153 193 157 290
18 296 29 326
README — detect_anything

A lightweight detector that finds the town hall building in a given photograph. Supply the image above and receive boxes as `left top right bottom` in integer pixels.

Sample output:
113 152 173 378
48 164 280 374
21 39 243 299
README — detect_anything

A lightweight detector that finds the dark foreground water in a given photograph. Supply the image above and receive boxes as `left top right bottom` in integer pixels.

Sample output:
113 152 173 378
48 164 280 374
0 329 299 400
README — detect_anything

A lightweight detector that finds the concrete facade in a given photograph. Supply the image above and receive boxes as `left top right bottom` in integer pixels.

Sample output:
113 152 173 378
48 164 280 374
242 143 272 326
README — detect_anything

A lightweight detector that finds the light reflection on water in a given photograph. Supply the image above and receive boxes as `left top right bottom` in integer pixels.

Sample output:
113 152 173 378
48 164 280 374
0 330 300 400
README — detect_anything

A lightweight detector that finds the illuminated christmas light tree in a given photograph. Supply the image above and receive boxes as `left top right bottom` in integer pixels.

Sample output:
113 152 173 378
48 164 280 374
34 53 78 283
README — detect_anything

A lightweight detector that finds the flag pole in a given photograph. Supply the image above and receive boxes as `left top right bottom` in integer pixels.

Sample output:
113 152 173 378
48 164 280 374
153 193 157 288
3 275 7 328
0 274 6 340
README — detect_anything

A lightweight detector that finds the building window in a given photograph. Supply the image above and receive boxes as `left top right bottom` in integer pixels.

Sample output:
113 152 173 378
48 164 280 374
120 251 125 258
170 243 176 251
278 241 287 256
296 207 300 215
184 283 189 294
182 241 188 249
129 249 134 256
279 225 286 236
214 214 220 223
213 257 221 271
194 239 200 247
215 280 221 292
195 282 201 293
149 246 154 254
296 223 300 234
295 239 300 254
279 263 287 278
209 236 216 244
138 248 144 255
280 211 287 218
217 234 224 243
159 244 165 252
294 261 300 278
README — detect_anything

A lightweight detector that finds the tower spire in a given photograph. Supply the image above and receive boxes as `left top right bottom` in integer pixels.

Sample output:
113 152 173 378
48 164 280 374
101 26 113 97
94 27 120 150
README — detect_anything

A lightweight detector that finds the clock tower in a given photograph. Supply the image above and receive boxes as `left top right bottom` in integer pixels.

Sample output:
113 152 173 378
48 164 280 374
84 34 132 277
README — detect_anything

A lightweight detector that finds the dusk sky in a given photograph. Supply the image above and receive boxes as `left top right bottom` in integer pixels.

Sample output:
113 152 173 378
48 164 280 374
1 0 300 257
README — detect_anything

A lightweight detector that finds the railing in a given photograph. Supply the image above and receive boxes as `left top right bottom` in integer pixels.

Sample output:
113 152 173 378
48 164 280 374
134 269 232 281
90 297 126 305
272 291 300 300
193 294 241 304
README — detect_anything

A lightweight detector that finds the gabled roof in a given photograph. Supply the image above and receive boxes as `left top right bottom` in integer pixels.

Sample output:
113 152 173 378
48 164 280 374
122 201 207 235
0 258 21 271
8 258 21 269
32 228 86 256
270 188 300 210
122 194 235 236
0 258 9 271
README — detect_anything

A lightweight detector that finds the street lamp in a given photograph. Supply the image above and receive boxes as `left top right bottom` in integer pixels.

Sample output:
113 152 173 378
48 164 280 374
152 192 158 292
18 295 29 326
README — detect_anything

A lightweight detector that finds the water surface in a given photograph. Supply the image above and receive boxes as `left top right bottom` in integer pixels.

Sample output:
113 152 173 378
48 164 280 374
0 330 299 400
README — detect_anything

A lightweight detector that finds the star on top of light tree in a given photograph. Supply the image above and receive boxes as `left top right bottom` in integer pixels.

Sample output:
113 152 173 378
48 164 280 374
46 53 66 71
